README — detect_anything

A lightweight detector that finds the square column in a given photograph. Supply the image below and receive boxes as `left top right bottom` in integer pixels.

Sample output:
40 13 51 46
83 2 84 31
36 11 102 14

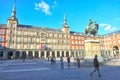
3 51 7 59
44 51 47 58
39 51 41 58
13 51 16 59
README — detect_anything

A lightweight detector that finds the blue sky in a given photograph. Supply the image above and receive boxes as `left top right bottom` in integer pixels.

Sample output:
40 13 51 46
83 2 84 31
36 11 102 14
0 0 120 35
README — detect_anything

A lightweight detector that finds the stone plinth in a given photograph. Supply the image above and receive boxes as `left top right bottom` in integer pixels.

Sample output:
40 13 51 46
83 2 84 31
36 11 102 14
84 40 101 59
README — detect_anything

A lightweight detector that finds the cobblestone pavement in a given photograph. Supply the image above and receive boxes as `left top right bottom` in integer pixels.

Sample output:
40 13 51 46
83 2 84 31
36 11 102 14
0 59 120 80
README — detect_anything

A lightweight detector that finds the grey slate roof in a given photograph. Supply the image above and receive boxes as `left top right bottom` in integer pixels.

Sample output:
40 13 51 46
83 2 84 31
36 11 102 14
0 24 7 28
70 31 84 36
104 30 120 36
17 24 63 32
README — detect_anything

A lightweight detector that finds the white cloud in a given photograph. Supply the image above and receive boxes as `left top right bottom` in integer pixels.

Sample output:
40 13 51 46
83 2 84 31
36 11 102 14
99 23 109 27
34 0 52 15
99 23 117 32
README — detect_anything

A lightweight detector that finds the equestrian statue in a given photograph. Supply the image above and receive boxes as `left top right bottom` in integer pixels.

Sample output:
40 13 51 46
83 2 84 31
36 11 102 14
85 19 99 36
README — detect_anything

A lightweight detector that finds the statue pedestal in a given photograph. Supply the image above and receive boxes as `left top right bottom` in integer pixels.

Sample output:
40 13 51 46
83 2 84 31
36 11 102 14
84 40 103 65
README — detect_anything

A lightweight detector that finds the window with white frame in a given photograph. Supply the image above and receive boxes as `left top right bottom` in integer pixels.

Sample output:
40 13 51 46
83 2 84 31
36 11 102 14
37 45 39 49
0 36 4 41
10 44 13 48
10 36 12 41
37 38 39 42
30 38 32 42
24 45 27 49
0 44 3 48
30 45 33 49
17 30 21 35
24 31 27 35
24 38 27 42
30 31 33 36
10 23 14 28
10 30 13 34
17 44 20 49
1 29 5 34
17 37 21 42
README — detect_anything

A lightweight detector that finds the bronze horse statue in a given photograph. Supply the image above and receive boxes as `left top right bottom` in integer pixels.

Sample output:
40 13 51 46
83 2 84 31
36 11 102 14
85 19 99 36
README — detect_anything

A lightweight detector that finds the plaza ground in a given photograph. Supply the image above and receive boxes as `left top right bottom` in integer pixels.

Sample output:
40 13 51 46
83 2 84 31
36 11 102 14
0 58 120 80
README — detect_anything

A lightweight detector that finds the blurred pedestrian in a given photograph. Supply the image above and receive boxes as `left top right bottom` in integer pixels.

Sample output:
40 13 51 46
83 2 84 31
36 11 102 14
60 57 64 70
90 55 101 77
77 57 80 68
67 57 70 67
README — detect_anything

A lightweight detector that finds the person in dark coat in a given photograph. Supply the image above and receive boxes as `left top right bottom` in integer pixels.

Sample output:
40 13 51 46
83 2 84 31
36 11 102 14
90 55 101 77
77 57 80 68
67 57 70 67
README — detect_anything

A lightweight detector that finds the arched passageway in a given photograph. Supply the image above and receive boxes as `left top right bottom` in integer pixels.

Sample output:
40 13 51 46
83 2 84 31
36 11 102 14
66 51 69 57
15 51 20 59
46 51 50 58
62 51 64 57
22 51 26 59
41 51 44 58
28 51 33 59
52 51 55 57
57 51 60 58
35 51 39 58
7 51 13 59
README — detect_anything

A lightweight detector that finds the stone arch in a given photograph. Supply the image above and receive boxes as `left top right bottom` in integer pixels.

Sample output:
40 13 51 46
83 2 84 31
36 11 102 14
52 51 55 57
57 51 60 58
41 51 44 58
71 51 74 57
28 51 33 59
22 51 27 59
46 51 50 58
7 51 13 59
66 51 69 57
35 51 39 58
62 51 64 57
15 51 20 59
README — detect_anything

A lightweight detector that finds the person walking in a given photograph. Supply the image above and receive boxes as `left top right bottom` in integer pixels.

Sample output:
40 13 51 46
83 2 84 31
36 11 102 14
51 57 54 65
77 57 80 68
60 57 64 70
67 57 70 68
90 55 101 77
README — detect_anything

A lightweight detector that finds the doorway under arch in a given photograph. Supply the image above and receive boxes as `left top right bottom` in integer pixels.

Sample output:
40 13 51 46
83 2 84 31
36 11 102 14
15 51 20 59
28 51 33 59
7 51 13 59
35 51 39 58
22 51 27 59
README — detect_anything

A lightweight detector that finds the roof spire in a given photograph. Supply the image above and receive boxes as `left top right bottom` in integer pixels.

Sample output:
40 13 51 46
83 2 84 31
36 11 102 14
62 12 69 28
11 0 16 19
63 12 67 25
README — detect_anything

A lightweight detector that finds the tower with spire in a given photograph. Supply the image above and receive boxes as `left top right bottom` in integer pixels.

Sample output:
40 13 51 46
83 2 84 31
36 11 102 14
7 0 18 26
7 0 17 49
61 12 70 33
